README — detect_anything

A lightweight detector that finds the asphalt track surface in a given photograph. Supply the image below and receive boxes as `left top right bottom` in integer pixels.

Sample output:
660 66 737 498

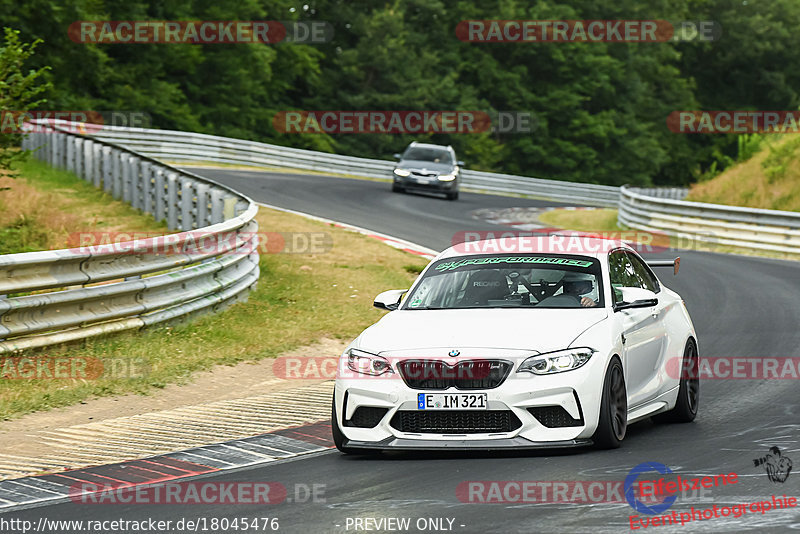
6 170 800 533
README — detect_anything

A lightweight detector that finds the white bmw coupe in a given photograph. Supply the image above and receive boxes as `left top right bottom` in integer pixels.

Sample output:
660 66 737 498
332 236 699 452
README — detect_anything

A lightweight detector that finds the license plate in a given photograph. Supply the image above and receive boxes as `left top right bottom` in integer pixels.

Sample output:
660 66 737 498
417 393 487 410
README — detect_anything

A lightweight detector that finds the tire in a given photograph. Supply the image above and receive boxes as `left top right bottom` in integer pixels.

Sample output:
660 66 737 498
446 191 459 201
392 183 404 193
592 358 627 449
652 339 699 424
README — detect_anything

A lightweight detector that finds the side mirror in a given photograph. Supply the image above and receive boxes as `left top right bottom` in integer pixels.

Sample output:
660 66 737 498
456 160 465 167
393 153 402 160
614 287 658 312
373 289 407 311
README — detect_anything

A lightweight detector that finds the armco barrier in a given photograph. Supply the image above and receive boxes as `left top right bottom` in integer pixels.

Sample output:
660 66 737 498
90 123 800 253
0 122 259 353
619 186 800 254
87 125 622 207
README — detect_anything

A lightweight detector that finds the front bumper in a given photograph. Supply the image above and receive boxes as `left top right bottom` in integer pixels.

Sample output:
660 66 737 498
394 175 458 191
334 354 606 449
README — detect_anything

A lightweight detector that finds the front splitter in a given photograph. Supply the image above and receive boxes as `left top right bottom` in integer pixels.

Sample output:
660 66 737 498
344 436 593 451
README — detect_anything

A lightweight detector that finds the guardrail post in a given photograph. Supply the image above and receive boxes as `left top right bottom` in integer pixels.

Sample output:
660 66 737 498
92 143 102 187
112 149 123 199
153 168 166 223
53 133 62 168
48 132 56 165
66 136 75 173
210 188 224 224
145 162 154 214
74 137 83 178
166 172 179 230
83 139 93 182
121 155 132 205
102 146 113 193
223 196 237 220
125 156 139 208
196 183 209 227
180 178 195 231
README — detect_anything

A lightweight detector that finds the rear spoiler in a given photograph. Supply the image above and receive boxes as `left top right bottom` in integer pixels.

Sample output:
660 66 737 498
647 257 681 276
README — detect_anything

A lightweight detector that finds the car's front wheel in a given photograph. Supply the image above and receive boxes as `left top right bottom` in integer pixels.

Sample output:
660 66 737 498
652 339 699 424
392 183 404 193
446 190 459 201
592 357 627 449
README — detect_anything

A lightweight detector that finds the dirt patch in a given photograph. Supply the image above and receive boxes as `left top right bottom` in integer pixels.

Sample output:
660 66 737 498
0 338 347 458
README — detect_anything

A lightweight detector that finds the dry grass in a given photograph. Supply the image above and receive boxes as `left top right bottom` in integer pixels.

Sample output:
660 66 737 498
0 159 166 254
687 136 800 212
0 162 428 420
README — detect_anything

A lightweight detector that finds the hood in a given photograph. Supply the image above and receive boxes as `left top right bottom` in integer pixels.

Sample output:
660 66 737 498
355 308 608 354
396 159 454 175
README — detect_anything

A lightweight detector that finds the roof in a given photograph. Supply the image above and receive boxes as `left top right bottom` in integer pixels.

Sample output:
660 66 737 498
408 142 453 151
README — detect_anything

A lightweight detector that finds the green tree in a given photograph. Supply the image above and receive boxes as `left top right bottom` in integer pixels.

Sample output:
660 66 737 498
0 27 51 170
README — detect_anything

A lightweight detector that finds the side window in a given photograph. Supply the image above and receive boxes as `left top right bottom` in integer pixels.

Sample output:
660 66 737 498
625 252 660 293
608 250 642 302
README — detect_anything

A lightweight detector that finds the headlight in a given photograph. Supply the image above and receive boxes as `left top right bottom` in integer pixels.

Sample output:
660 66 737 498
438 173 456 181
393 169 411 177
517 348 595 375
347 348 394 376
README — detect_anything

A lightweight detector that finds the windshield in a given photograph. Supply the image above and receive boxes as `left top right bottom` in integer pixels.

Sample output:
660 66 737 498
402 147 452 164
404 254 604 309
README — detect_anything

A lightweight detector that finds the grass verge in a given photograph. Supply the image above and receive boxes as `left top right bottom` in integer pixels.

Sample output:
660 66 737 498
0 163 427 420
0 159 166 253
687 136 800 212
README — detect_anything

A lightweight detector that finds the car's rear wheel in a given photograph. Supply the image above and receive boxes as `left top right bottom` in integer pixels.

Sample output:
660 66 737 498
592 357 627 449
653 339 699 424
392 183 404 193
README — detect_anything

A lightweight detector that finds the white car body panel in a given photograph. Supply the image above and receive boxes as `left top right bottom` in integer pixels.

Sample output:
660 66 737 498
334 237 697 450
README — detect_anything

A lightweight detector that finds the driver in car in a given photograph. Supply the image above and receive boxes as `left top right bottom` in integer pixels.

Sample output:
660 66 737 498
562 273 598 307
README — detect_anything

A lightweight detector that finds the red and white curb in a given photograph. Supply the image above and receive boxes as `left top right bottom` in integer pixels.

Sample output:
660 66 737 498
0 421 333 512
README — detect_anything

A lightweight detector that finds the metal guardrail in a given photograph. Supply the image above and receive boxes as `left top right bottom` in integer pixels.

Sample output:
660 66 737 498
88 125 622 207
0 122 259 353
93 123 800 254
619 186 800 254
